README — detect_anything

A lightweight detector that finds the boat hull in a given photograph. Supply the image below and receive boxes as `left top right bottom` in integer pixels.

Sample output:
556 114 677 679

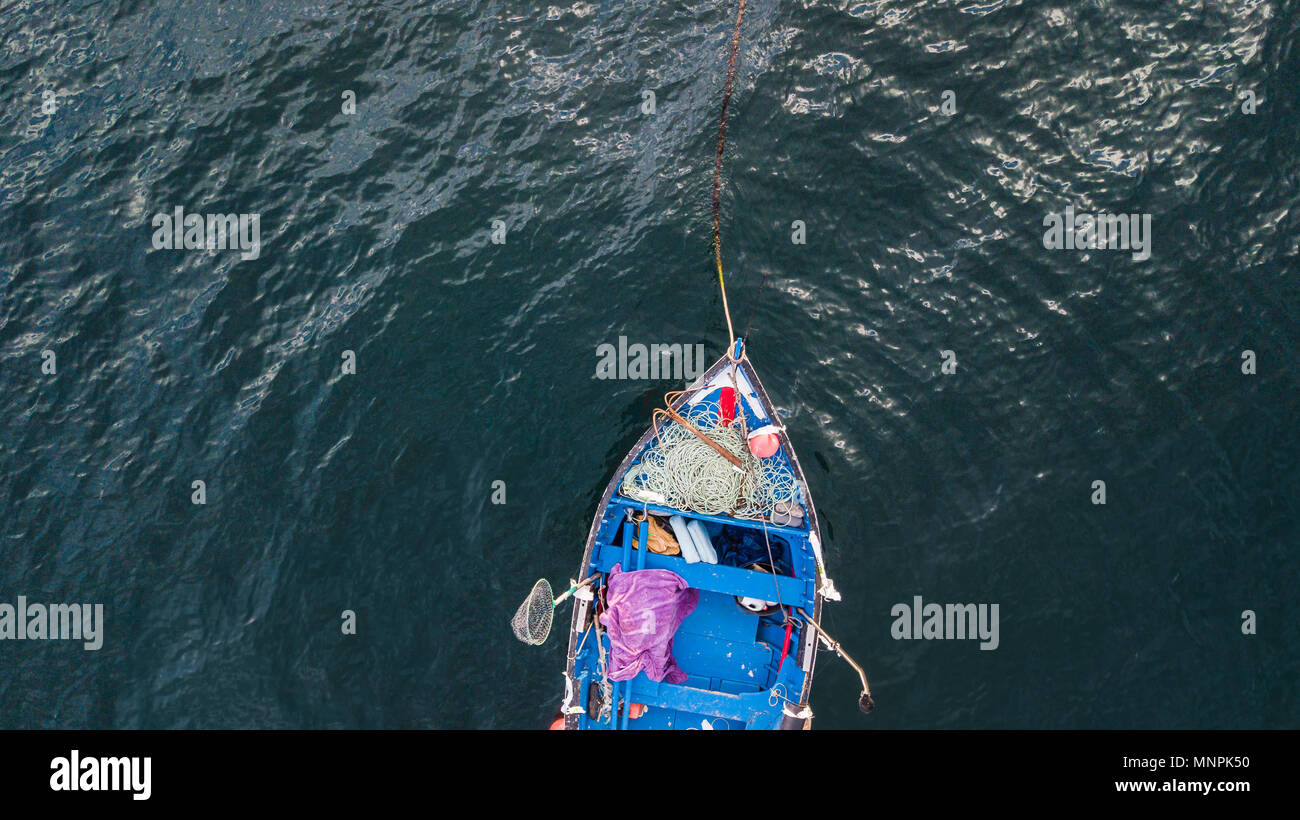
560 351 826 730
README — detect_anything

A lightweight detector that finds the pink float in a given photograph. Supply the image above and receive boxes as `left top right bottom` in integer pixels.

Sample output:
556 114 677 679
747 425 781 459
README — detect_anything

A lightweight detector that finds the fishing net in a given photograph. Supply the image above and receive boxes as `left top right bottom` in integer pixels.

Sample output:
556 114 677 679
511 579 554 645
620 400 798 517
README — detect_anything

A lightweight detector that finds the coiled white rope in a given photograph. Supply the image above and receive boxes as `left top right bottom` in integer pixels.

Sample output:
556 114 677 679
620 400 797 517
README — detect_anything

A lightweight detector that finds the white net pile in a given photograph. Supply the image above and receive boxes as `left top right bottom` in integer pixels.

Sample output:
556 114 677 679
620 400 798 518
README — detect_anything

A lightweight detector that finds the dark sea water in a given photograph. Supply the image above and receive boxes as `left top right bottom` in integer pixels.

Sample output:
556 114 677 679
1 0 1296 729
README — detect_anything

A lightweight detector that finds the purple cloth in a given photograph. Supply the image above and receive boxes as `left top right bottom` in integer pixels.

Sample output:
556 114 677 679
600 563 698 683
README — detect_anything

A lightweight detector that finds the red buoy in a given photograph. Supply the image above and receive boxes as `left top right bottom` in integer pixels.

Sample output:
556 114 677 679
719 386 736 426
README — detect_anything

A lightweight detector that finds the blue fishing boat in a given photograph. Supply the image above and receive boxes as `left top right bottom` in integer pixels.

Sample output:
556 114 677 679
549 341 865 730
511 0 873 729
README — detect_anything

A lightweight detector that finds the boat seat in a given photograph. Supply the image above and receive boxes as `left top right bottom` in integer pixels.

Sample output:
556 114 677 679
606 496 808 541
671 630 776 681
676 587 759 643
592 542 809 603
628 678 775 726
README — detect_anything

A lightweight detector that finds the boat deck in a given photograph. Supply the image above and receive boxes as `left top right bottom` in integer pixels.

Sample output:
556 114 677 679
570 450 816 725
564 354 825 730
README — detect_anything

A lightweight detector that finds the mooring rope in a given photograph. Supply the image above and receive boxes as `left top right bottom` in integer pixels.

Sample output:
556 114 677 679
712 0 748 347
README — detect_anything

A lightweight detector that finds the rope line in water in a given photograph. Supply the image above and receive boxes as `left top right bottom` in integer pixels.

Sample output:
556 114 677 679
712 0 748 345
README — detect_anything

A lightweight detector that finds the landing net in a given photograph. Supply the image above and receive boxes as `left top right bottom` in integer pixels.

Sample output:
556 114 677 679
511 579 554 645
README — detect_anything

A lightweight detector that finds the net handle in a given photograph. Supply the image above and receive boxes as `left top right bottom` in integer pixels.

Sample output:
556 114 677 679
552 574 600 607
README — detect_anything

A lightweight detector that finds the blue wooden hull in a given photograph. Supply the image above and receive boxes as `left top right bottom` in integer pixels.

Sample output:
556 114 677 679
560 351 827 730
